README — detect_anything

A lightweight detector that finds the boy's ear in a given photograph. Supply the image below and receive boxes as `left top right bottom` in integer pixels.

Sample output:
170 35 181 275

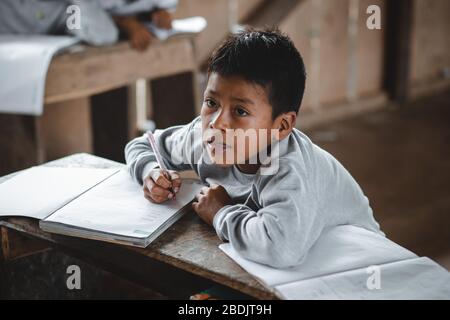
274 111 297 140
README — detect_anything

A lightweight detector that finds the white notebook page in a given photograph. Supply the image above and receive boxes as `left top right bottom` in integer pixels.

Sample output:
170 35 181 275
220 225 417 287
0 167 119 219
276 257 450 300
44 170 203 238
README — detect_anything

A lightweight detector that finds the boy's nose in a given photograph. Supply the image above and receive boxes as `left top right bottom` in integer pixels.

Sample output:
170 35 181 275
210 110 230 130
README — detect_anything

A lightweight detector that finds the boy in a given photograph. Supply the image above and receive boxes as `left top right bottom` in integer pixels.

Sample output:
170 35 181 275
125 28 382 269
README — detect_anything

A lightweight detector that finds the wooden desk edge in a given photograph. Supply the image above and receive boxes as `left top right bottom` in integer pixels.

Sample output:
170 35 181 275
0 217 277 300
44 36 198 104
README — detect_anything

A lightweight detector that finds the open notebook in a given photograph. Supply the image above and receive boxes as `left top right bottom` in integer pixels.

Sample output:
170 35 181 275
220 225 450 299
0 166 203 247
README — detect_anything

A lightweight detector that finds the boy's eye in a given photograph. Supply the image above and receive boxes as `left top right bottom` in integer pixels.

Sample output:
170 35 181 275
235 107 249 117
205 99 217 108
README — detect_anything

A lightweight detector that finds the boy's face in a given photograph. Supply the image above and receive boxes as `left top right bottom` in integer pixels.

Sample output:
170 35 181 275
201 72 279 167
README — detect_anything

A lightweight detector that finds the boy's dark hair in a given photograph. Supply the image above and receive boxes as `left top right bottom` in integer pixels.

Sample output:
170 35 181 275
207 28 306 118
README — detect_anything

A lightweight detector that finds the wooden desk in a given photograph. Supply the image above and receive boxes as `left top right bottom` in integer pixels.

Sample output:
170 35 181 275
44 37 197 104
0 153 277 299
0 36 199 176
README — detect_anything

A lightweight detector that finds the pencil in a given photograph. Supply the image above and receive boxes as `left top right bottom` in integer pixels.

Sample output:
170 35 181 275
146 131 176 199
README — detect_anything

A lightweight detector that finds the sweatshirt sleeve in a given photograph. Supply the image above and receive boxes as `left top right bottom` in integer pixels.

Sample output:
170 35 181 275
124 116 201 185
212 160 325 268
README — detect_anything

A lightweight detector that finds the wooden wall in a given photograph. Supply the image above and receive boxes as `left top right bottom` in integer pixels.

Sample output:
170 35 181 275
174 0 265 65
410 0 450 85
176 0 449 115
280 0 386 111
356 0 386 97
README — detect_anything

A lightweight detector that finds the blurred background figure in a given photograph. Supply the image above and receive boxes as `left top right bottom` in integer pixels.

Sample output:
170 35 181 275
98 0 178 50
0 0 118 45
0 0 178 48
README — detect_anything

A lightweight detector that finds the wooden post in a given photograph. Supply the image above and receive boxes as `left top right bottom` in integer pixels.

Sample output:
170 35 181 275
384 0 414 103
150 72 197 129
1 226 10 261
91 87 129 163
41 98 93 161
0 224 50 261
0 114 44 176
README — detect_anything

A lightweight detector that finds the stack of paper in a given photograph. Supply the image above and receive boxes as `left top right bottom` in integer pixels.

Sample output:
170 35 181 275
220 225 450 299
0 35 79 115
0 166 118 219
41 170 203 247
0 166 203 247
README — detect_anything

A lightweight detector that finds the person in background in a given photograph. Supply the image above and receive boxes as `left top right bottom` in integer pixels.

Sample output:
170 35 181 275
98 0 178 50
0 0 178 50
0 0 118 46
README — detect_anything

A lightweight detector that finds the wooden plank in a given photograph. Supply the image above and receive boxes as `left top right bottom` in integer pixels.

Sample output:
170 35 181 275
41 97 93 161
298 92 388 130
0 226 50 261
0 153 277 299
409 0 450 85
0 219 212 299
151 72 197 128
0 228 3 262
174 0 229 65
243 0 304 27
0 114 45 176
1 226 10 261
409 79 450 101
0 215 275 299
44 37 196 104
90 87 129 163
357 0 386 97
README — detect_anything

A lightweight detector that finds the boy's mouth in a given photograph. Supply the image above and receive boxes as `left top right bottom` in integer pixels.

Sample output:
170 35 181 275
205 135 230 151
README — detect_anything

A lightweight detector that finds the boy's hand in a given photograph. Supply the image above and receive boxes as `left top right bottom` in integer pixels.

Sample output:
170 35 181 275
143 169 181 203
151 9 172 29
192 185 232 225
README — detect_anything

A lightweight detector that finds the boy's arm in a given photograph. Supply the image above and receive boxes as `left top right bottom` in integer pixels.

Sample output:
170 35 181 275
124 117 201 185
212 163 323 269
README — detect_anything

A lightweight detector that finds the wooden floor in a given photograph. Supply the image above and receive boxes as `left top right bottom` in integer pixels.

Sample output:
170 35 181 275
306 90 450 270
